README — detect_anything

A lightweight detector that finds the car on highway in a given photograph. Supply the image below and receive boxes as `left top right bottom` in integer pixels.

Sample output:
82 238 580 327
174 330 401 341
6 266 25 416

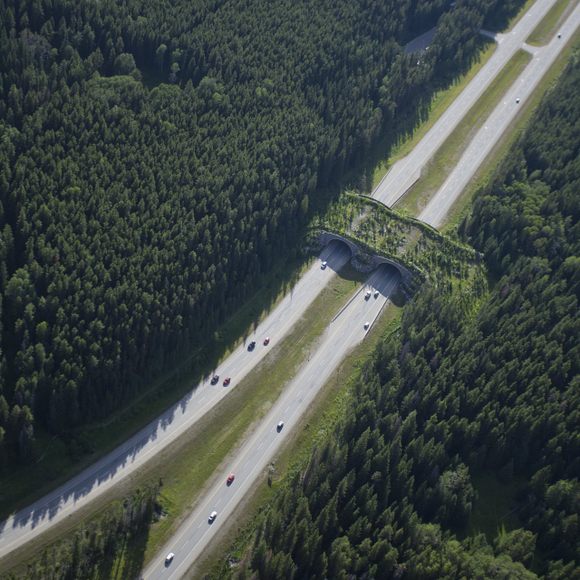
165 552 175 566
208 511 218 523
321 261 328 269
227 473 235 486
263 337 270 346
277 421 285 432
248 341 256 351
558 33 562 38
210 375 219 385
364 321 370 330
516 98 520 104
365 290 371 300
223 377 231 386
374 290 379 298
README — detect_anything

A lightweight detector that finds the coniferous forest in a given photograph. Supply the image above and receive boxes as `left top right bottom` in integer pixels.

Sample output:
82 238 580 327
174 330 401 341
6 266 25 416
0 0 524 464
231 55 580 579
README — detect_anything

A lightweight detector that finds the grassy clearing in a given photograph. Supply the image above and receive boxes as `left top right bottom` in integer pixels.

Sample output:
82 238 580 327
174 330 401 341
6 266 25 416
371 40 496 191
469 472 525 540
441 30 580 234
0 255 310 519
197 288 405 579
396 49 532 216
527 0 576 46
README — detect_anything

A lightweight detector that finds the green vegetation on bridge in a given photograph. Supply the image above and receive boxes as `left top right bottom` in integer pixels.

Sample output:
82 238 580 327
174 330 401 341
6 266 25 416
310 192 485 294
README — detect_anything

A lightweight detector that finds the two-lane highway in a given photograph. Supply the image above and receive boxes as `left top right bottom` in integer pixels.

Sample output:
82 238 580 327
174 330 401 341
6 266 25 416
144 266 401 579
0 243 351 561
420 4 580 227
373 0 562 207
1 0 575 571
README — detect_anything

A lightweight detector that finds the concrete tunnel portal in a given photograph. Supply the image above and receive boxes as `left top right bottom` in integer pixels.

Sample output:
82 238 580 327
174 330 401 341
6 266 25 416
317 231 414 289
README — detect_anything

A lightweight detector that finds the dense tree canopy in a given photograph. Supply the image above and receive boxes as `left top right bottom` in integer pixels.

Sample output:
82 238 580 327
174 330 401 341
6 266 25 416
0 0 523 463
232 54 580 579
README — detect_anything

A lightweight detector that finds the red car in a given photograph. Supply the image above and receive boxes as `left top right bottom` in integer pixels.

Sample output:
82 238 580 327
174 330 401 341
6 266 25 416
263 337 270 346
227 473 235 486
223 377 231 386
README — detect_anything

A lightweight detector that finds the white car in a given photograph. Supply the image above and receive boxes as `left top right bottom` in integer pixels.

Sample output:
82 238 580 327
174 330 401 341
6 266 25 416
208 510 218 523
321 261 328 269
374 290 379 298
364 321 370 330
516 98 520 104
165 552 175 566
277 420 285 432
365 290 371 299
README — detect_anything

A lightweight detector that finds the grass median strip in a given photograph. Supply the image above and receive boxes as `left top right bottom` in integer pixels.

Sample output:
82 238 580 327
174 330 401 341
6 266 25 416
197 292 405 580
370 38 496 192
442 30 580 234
1 262 366 577
117 263 365 574
395 49 532 216
0 255 309 519
527 0 576 46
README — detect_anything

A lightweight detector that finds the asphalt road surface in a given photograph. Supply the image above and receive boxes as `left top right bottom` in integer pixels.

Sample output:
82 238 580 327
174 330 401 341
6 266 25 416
143 266 401 580
0 243 351 561
143 3 580 576
1 0 575 570
419 5 580 227
372 0 562 207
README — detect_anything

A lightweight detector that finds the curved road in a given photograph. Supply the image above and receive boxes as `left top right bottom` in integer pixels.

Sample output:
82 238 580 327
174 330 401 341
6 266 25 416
0 243 351 561
1 0 575 571
143 3 580 577
373 0 562 207
144 267 401 579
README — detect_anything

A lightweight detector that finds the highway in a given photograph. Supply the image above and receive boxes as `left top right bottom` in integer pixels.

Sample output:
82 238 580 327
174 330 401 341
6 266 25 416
0 0 575 572
372 0 562 207
141 3 580 576
143 266 401 579
419 4 580 227
0 242 351 561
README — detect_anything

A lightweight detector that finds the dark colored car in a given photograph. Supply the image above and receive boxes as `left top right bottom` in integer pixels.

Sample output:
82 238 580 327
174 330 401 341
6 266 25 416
223 377 231 386
248 341 256 351
263 337 270 346
227 473 235 486
210 375 219 385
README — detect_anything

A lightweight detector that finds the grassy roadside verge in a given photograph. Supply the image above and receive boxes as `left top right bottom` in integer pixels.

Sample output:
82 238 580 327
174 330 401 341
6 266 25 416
370 39 496 191
395 49 532 216
526 0 576 46
0 255 310 519
441 31 580 234
139 264 366 564
506 0 537 30
0 263 366 578
196 293 405 579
